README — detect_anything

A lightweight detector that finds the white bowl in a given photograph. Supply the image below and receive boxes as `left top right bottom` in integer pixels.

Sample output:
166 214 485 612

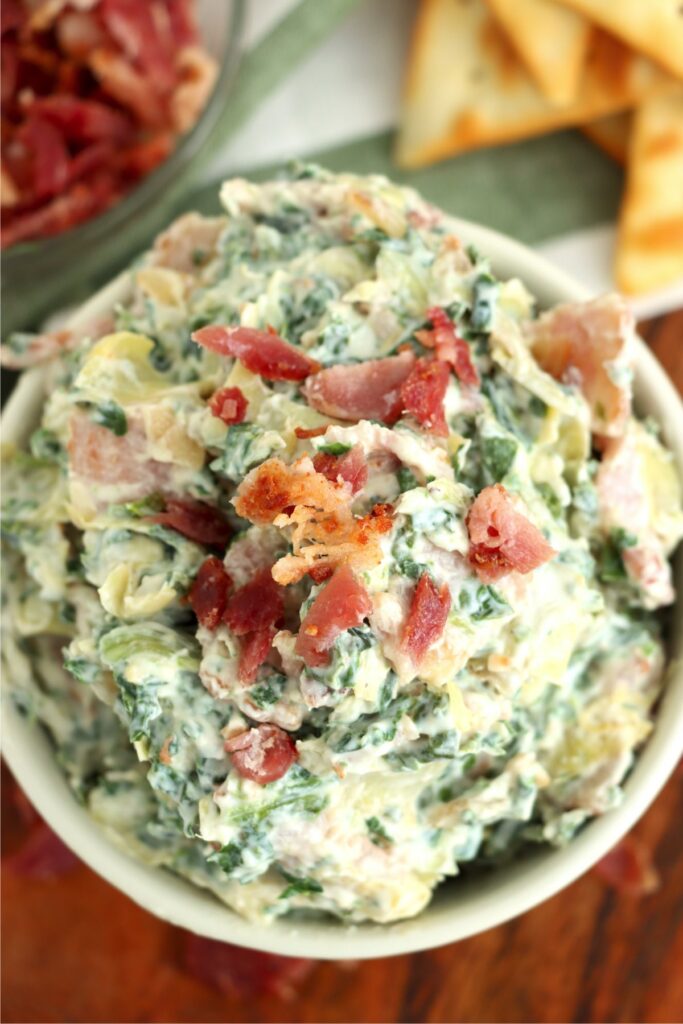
3 219 683 960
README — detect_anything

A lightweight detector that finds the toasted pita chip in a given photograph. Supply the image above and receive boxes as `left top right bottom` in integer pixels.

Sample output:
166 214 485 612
485 0 591 106
582 112 632 164
552 0 683 79
616 89 683 295
397 0 675 169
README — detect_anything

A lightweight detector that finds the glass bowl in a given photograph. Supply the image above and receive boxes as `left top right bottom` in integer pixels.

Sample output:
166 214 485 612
1 0 245 337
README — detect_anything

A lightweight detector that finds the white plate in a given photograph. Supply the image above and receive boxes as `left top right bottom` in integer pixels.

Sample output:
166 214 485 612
3 220 682 960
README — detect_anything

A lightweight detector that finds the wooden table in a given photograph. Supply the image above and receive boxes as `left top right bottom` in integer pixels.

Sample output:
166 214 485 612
2 313 682 1024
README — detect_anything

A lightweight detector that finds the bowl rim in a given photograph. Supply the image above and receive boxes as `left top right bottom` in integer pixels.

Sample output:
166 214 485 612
2 215 682 960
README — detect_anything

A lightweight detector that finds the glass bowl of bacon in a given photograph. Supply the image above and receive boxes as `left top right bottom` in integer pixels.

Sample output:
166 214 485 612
1 0 243 334
2 177 682 960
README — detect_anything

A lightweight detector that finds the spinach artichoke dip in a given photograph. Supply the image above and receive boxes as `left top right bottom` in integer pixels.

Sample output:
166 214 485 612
3 166 682 925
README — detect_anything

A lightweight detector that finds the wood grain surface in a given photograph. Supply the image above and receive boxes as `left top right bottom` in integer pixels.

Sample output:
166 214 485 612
2 312 682 1024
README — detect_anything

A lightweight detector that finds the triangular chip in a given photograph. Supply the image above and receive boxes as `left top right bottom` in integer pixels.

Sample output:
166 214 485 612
397 0 675 169
582 112 632 164
616 88 683 295
485 0 591 106
552 0 683 79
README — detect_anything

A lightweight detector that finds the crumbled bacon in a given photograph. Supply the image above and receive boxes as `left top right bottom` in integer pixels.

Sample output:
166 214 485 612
192 325 320 381
417 307 480 388
16 115 70 200
24 95 131 142
593 836 660 895
188 556 232 630
312 445 368 495
233 457 349 526
181 934 315 999
223 568 284 636
225 724 298 784
400 357 450 436
302 351 415 424
100 0 177 96
402 572 451 665
466 484 556 582
1 0 215 247
238 627 276 685
307 564 335 584
529 295 633 437
209 385 248 425
295 565 372 668
151 498 231 549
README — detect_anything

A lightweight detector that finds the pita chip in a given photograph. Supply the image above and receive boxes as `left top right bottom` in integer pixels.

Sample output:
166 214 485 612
552 0 683 79
582 112 632 164
397 0 675 169
616 88 683 295
485 0 591 106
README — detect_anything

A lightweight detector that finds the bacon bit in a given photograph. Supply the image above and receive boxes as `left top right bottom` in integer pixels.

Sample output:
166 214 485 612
303 351 416 424
209 385 248 425
467 484 556 583
192 325 320 382
272 502 394 586
181 934 315 1000
529 295 633 437
312 445 368 495
188 555 232 630
238 627 276 685
151 498 231 549
168 0 198 47
400 357 450 436
225 724 298 784
223 569 284 637
17 115 70 200
295 425 328 440
593 836 660 895
68 411 172 496
3 820 80 880
418 307 480 388
295 565 372 668
158 736 173 765
307 564 335 584
402 572 451 666
2 166 126 246
100 0 177 95
233 457 349 526
24 95 131 142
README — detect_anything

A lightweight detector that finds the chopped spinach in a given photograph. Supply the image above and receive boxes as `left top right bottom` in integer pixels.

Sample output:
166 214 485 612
91 400 128 437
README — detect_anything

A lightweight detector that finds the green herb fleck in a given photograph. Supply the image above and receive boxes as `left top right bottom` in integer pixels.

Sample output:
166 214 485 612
481 436 517 481
91 400 128 437
317 442 352 456
366 816 394 848
278 870 323 899
397 466 419 492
